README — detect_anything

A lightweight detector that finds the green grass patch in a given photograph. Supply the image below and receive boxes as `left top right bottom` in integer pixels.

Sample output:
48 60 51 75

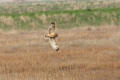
0 8 120 30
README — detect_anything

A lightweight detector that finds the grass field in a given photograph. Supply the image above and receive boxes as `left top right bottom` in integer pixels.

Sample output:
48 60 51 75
0 26 120 80
0 0 120 80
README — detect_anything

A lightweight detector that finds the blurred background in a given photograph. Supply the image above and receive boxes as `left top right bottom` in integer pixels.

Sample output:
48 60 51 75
0 0 120 30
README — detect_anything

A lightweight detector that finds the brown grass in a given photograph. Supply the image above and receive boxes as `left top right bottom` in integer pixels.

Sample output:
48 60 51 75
0 26 120 80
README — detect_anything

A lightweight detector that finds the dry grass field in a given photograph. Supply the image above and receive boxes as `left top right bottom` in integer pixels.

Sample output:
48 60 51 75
0 26 120 80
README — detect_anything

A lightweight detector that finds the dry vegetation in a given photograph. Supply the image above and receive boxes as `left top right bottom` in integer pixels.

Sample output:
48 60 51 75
0 0 120 80
0 26 120 80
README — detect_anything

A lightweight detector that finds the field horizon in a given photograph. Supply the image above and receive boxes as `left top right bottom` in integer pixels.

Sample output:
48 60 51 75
0 0 120 30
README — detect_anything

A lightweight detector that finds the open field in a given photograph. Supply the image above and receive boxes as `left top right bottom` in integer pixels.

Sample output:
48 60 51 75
0 26 120 80
0 0 120 80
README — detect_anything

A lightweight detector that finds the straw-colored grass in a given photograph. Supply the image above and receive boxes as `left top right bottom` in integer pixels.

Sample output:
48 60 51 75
0 26 120 80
